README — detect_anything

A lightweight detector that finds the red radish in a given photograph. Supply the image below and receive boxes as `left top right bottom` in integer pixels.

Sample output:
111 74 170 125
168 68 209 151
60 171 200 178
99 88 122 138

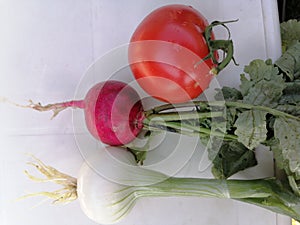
26 80 145 146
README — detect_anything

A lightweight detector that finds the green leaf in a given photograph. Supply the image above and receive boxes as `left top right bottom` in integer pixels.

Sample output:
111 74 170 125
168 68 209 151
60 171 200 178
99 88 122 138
240 59 286 107
243 79 285 107
288 175 300 196
243 59 275 82
276 81 300 116
275 42 300 80
274 117 300 179
280 82 300 105
234 110 268 149
269 130 300 196
280 19 300 51
209 139 257 179
275 104 300 116
215 86 243 101
225 107 238 131
240 74 253 96
269 138 286 170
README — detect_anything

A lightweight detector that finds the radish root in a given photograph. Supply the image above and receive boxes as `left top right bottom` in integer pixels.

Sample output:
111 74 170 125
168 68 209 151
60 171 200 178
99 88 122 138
26 100 70 119
1 97 85 119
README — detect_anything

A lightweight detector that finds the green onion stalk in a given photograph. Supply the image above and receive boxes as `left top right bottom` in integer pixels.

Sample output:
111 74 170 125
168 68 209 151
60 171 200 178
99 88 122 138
23 152 300 224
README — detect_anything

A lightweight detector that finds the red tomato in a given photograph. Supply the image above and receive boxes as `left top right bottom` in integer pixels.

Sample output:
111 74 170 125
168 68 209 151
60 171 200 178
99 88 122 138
128 4 218 103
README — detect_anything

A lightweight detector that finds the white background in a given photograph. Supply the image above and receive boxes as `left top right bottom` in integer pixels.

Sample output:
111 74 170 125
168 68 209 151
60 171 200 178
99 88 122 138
0 0 291 225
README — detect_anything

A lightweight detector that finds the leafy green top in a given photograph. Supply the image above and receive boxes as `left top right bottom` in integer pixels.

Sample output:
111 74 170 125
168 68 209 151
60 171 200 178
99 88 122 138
208 20 300 196
280 19 300 52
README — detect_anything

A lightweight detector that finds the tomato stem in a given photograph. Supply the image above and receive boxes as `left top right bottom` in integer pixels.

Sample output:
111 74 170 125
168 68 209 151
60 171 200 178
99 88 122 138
198 19 239 75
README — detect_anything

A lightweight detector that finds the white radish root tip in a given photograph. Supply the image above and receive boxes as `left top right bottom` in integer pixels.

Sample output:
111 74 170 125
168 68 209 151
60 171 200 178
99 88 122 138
21 155 78 204
1 97 67 119
26 100 67 119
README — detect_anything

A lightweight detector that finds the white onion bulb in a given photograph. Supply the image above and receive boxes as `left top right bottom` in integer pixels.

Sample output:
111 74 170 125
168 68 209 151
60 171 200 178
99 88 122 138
77 146 167 224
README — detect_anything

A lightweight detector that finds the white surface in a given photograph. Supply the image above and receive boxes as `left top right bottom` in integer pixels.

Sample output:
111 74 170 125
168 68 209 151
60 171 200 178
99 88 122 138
0 0 290 225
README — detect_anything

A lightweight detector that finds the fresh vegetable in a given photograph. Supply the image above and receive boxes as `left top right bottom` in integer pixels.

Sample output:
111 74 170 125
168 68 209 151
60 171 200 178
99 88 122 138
140 47 300 191
21 80 145 146
15 18 300 223
10 39 300 169
138 20 300 189
128 4 236 103
8 5 237 146
23 147 300 224
280 19 300 52
11 18 300 177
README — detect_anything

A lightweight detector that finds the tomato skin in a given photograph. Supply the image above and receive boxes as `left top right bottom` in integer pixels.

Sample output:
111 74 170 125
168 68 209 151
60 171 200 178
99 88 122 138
129 4 217 103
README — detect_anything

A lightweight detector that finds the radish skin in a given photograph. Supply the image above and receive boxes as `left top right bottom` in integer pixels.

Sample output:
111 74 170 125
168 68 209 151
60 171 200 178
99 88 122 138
83 81 144 145
24 80 145 146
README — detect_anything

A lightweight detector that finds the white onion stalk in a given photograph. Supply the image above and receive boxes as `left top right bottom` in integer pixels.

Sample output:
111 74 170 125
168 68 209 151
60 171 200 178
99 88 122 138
24 147 300 224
